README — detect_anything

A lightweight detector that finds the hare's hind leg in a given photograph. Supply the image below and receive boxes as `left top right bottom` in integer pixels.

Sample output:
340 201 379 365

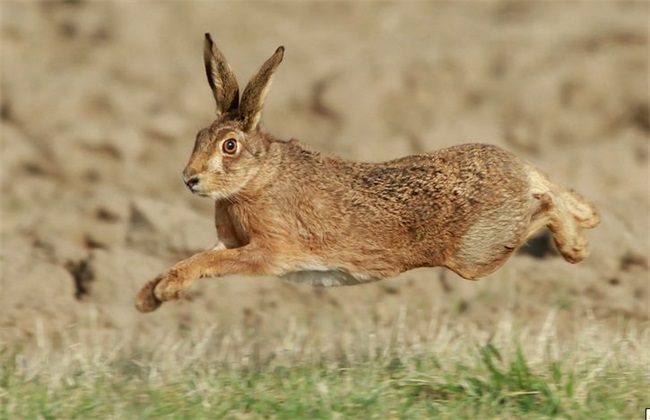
528 169 598 264
533 191 587 263
449 205 539 280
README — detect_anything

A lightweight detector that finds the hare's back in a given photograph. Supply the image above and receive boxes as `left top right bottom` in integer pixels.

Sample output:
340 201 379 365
345 144 534 268
353 143 530 212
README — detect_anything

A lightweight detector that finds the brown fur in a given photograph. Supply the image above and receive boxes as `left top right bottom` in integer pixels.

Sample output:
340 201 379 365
135 34 600 313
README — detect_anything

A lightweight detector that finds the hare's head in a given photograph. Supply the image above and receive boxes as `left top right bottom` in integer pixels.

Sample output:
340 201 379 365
182 33 284 200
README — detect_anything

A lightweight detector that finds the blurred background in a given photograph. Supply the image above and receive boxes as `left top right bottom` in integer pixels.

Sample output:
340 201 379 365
1 2 648 358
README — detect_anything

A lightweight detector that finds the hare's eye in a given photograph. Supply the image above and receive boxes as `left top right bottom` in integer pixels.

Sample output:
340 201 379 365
222 138 238 155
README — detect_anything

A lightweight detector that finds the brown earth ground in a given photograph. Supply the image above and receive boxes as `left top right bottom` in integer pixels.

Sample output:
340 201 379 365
1 2 648 360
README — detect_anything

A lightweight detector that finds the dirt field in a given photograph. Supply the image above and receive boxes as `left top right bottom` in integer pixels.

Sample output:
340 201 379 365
1 2 648 358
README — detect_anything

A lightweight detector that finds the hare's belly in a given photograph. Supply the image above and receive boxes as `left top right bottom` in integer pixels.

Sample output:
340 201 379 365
281 265 375 287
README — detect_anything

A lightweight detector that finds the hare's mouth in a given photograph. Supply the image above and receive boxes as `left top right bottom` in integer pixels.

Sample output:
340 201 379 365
187 184 229 201
184 176 201 192
185 184 210 198
184 175 212 197
189 186 210 197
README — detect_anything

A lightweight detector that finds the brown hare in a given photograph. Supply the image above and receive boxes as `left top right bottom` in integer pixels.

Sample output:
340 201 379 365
135 33 600 313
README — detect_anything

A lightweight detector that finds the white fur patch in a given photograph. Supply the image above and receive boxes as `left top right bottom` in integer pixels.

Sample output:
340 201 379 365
212 241 227 251
207 154 223 172
280 262 374 287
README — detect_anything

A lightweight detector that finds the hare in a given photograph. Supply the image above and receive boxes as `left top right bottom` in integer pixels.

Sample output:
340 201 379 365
135 33 600 313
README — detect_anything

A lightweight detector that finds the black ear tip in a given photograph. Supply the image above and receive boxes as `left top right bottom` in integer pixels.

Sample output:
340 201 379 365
205 33 212 41
276 46 285 54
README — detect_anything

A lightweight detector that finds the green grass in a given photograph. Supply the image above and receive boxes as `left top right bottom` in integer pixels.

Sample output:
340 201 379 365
1 310 648 418
1 339 647 419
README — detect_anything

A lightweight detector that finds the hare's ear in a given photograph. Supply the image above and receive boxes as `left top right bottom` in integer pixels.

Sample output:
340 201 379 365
239 46 284 132
204 33 240 116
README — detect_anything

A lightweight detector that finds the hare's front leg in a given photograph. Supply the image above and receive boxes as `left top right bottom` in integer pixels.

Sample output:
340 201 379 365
135 246 269 313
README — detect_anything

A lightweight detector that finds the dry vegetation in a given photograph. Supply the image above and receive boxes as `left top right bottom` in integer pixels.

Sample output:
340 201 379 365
2 310 648 418
1 2 648 417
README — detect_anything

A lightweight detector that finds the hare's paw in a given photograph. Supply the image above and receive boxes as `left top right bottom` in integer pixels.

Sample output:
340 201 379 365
135 276 164 313
135 269 188 313
152 269 186 303
560 234 589 264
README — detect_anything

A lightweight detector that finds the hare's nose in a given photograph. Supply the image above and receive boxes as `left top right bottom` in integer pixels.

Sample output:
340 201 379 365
184 176 200 191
